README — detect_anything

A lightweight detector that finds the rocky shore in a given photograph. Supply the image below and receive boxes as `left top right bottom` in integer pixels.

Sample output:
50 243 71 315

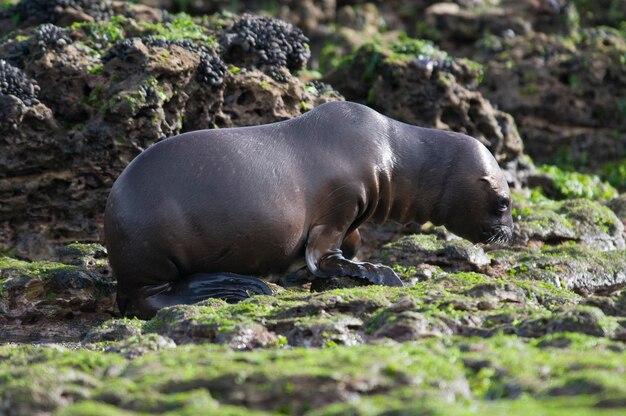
0 0 625 414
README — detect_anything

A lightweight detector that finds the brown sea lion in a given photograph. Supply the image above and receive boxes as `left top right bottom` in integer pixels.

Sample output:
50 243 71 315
105 101 513 318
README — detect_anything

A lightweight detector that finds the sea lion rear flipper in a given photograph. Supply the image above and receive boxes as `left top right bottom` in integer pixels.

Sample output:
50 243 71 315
127 273 273 318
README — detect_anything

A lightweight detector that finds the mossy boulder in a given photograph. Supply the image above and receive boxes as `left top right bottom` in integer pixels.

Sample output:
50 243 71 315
511 196 625 250
0 248 116 342
607 194 626 228
490 244 626 296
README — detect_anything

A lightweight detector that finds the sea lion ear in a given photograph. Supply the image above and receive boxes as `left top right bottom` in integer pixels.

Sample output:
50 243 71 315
479 176 497 189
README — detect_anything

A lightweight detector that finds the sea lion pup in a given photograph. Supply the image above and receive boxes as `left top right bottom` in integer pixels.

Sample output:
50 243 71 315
105 101 513 318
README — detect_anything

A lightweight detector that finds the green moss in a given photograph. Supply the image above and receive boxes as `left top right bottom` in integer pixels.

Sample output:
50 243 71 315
137 13 216 46
414 20 443 42
227 64 241 74
315 394 626 415
559 199 619 232
86 62 103 75
510 192 625 244
537 165 618 200
388 36 449 62
71 15 127 48
5 334 626 414
319 40 346 71
70 13 216 53
57 400 143 415
0 256 81 277
492 243 626 297
102 76 168 115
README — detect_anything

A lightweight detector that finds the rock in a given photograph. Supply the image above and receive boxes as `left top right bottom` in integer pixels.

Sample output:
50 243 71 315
218 68 342 127
490 244 626 296
464 282 526 304
373 234 492 273
517 306 618 338
145 299 279 349
82 317 142 343
369 297 453 341
422 0 578 52
512 197 625 250
103 333 176 359
477 29 626 170
582 291 626 318
0 93 65 178
286 314 365 347
53 243 110 276
7 333 626 414
0 257 115 332
139 0 338 34
607 194 626 229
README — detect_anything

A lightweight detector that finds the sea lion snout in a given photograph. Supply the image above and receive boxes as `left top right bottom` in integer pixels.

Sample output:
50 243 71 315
481 223 514 244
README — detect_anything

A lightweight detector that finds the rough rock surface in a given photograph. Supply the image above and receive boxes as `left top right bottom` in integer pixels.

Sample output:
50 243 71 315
477 29 626 170
4 281 626 413
421 0 580 53
0 243 115 342
608 194 626 228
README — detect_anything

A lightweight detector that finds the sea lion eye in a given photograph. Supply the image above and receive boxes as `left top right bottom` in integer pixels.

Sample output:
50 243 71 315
497 198 510 212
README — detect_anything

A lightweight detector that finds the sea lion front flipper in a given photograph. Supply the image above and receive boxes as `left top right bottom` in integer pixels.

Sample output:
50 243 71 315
126 273 273 319
305 225 404 287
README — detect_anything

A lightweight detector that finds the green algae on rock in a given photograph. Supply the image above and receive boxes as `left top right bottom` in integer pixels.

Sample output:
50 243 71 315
373 234 491 273
511 196 625 250
0 244 117 342
5 334 626 415
79 267 619 350
491 244 626 296
530 165 618 201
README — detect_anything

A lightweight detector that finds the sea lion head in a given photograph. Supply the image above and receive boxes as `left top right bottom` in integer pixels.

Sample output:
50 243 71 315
432 138 514 244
